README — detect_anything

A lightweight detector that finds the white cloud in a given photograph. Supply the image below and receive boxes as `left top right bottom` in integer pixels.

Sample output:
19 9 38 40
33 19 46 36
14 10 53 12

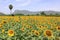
15 0 31 6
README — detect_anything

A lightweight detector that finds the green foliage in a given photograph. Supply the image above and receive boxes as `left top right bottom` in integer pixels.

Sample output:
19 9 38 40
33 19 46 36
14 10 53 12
14 13 24 16
40 11 46 16
36 14 40 16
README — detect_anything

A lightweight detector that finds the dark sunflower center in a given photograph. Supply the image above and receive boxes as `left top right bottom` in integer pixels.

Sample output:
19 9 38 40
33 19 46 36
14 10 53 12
46 31 52 36
58 27 60 30
9 31 13 34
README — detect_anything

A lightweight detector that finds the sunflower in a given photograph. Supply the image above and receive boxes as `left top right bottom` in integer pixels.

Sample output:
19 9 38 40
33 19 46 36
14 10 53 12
27 26 32 29
37 25 48 30
34 31 40 36
44 30 53 37
8 30 14 37
0 23 2 28
2 20 7 24
20 27 25 32
37 25 44 29
56 26 60 31
1 20 7 24
2 29 5 33
32 30 35 33
32 30 40 36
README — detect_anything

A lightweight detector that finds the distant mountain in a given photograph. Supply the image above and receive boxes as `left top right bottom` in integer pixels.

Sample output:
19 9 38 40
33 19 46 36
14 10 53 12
13 10 39 15
0 10 60 15
0 12 5 15
13 10 60 15
42 11 60 15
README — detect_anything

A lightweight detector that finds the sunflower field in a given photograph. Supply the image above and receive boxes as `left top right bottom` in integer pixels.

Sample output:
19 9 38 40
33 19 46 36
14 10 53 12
0 16 60 40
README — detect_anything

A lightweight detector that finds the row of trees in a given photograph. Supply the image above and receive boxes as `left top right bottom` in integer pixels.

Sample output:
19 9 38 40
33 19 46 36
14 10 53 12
36 12 60 16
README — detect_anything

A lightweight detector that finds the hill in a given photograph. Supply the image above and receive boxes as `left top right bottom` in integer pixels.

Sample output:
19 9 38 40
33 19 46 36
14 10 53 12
13 10 60 15
0 12 6 15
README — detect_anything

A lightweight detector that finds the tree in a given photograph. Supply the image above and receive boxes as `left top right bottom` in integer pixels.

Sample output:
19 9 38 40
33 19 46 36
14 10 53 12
55 13 59 15
9 4 14 16
50 13 53 16
55 13 60 16
36 14 40 16
40 11 46 16
15 14 24 16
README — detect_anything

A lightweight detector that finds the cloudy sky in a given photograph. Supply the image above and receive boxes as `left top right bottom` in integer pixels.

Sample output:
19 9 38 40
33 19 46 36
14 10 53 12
0 0 60 14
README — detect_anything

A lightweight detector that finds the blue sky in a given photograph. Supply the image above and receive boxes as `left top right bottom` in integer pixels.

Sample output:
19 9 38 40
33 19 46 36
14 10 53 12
0 0 60 14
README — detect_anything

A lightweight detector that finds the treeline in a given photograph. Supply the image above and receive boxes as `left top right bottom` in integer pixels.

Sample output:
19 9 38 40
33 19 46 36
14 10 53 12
35 11 60 16
10 11 60 16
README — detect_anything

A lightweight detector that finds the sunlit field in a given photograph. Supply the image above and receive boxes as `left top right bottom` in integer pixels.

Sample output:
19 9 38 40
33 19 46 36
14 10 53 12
0 16 60 40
